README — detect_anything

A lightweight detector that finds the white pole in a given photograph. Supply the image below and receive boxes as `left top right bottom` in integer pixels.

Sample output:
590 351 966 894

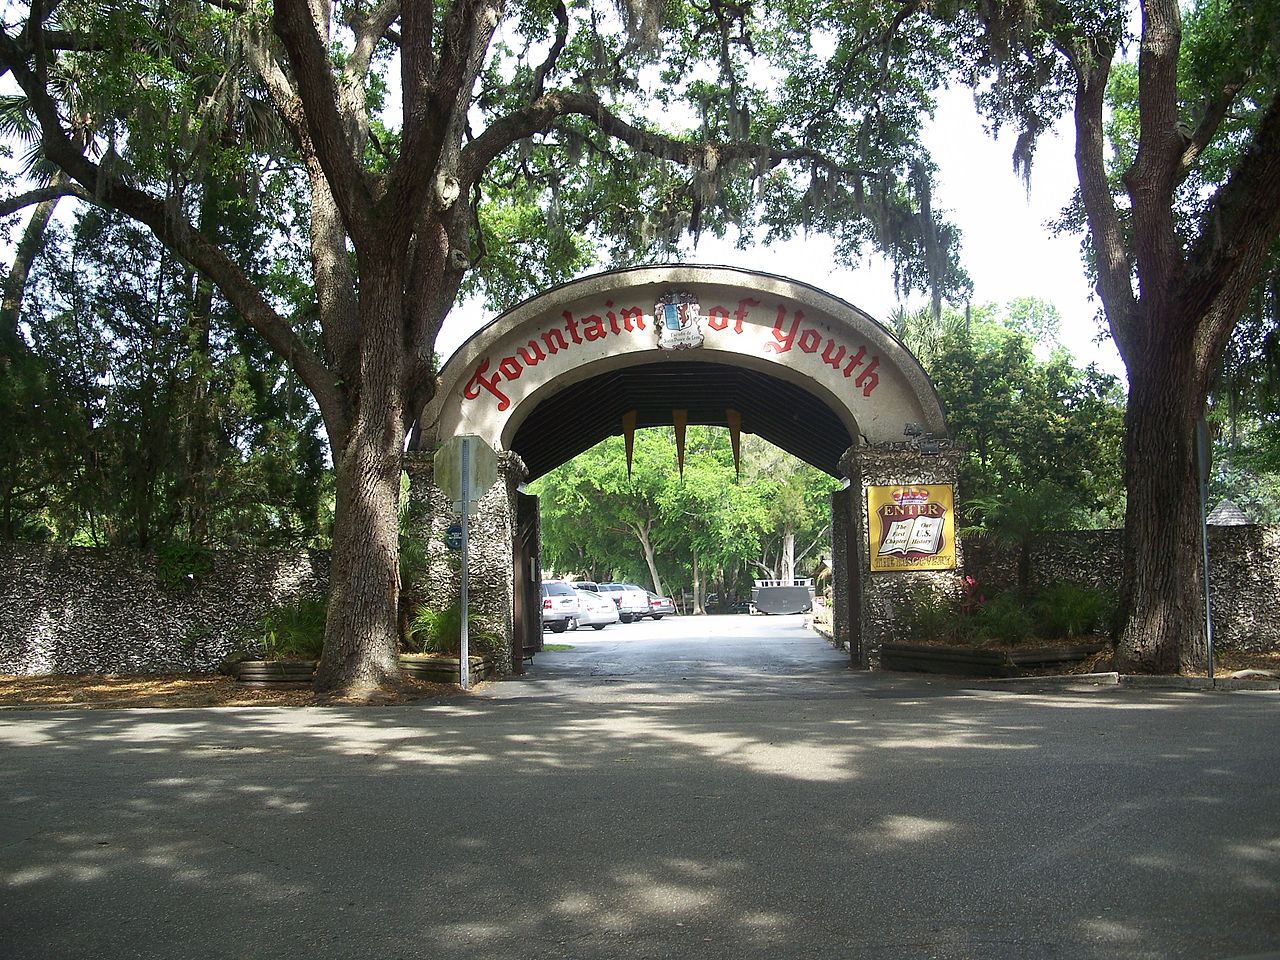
459 437 471 690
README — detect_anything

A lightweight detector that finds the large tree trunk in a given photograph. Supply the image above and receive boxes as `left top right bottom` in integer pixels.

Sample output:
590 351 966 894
314 275 408 696
316 417 403 693
1114 339 1207 674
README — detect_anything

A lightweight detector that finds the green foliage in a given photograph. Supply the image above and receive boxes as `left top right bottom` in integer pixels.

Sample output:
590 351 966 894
3 206 331 548
972 593 1034 645
407 603 501 658
1209 282 1280 522
258 595 327 661
153 540 214 591
966 481 1087 597
921 301 1126 526
1210 444 1280 523
1032 583 1114 640
530 426 838 604
900 578 1110 646
397 472 430 588
899 585 965 644
0 326 84 540
449 0 973 309
966 481 1083 542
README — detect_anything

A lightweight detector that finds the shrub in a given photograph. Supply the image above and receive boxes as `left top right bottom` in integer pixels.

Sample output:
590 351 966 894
973 592 1034 644
258 595 327 660
899 585 963 643
408 602 501 657
1032 582 1114 639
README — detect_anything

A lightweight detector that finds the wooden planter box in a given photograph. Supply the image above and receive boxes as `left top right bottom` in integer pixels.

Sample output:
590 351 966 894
232 660 317 685
399 654 496 685
880 642 1107 678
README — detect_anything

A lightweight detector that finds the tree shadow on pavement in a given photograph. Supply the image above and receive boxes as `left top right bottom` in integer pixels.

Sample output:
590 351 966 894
1 676 1277 960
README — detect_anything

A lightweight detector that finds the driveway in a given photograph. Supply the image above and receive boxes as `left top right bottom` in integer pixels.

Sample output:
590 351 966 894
2 617 1277 959
508 612 851 697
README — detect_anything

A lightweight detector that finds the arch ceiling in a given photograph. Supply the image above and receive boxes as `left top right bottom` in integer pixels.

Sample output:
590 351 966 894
419 265 947 481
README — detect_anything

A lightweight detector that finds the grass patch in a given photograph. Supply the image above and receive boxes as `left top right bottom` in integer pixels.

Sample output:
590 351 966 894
542 643 575 652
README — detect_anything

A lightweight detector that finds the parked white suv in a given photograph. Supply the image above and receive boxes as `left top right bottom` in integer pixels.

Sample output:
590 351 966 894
598 582 651 623
540 580 580 633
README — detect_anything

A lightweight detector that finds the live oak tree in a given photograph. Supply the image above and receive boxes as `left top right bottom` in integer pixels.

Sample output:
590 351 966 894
1 1 967 694
948 0 1280 672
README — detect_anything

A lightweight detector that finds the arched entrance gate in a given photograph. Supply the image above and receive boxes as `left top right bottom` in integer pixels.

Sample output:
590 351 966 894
406 265 960 673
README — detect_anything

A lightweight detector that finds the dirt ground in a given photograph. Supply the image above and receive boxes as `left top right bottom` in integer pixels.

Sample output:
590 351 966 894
1206 649 1280 677
0 673 468 709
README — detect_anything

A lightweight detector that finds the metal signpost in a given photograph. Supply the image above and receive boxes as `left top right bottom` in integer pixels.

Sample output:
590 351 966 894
434 435 499 690
460 444 471 688
1196 418 1215 682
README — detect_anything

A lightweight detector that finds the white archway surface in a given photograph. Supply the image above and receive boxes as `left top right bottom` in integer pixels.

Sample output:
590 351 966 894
420 265 947 470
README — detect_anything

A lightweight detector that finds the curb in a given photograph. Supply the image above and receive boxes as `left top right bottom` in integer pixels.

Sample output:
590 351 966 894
970 672 1120 686
967 672 1279 692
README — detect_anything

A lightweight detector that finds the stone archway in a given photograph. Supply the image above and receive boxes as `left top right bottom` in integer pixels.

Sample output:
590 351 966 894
406 265 957 674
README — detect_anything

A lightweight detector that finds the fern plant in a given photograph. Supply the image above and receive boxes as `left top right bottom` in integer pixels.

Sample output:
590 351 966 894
407 602 501 657
258 596 327 660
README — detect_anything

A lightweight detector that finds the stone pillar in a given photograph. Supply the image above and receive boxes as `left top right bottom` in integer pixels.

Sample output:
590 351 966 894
403 449 528 676
838 444 964 669
829 482 862 664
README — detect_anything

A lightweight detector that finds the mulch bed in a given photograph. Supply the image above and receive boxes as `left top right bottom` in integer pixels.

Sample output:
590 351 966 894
0 673 467 709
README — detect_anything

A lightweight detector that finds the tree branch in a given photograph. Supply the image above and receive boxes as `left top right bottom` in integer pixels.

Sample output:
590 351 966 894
0 28 341 435
241 21 311 155
0 182 88 218
392 0 500 250
531 1 569 101
1067 47 1138 358
805 1 921 134
1122 0 1186 326
0 180 61 333
1182 90 1280 376
349 1 402 78
460 89 874 188
400 0 432 151
1180 77 1245 177
271 0 374 241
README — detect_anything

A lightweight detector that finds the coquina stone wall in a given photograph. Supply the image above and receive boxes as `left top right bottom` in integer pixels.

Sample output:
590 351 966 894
6 510 1273 678
402 449 525 675
962 524 1280 653
0 543 329 675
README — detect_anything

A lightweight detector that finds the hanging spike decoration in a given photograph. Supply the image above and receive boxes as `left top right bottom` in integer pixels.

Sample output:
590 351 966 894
726 408 742 478
673 410 688 479
623 410 637 478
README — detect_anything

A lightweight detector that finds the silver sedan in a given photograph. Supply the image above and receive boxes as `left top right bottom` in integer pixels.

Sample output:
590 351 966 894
572 589 620 630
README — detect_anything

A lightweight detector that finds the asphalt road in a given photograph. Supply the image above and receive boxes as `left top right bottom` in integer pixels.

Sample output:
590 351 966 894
2 614 1278 959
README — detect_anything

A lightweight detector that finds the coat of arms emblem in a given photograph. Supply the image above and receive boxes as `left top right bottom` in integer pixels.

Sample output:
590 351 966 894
655 291 704 350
